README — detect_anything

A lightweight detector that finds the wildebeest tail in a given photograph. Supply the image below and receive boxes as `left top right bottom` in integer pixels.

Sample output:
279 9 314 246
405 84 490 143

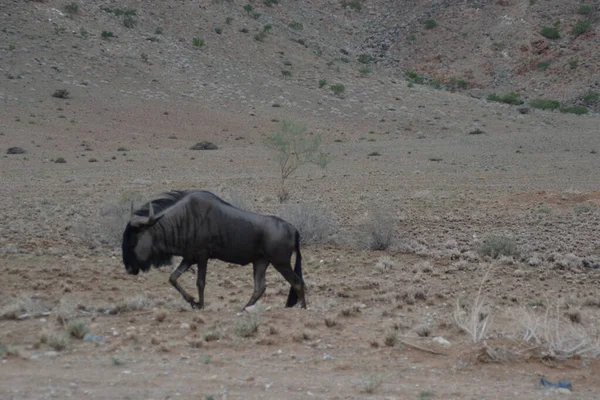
286 230 304 307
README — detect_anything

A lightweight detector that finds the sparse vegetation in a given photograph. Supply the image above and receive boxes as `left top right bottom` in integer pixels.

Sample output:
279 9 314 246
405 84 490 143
289 21 303 30
123 16 137 29
243 4 253 13
363 209 394 251
341 1 362 11
358 53 373 64
583 92 599 104
192 38 205 48
453 269 493 343
419 391 434 400
577 5 593 15
225 17 233 25
155 26 163 35
113 294 153 313
318 79 328 88
6 147 26 155
360 374 382 394
536 61 551 71
359 66 371 76
281 70 292 77
101 31 115 40
423 19 437 29
264 120 329 202
214 26 223 34
487 92 521 105
112 357 125 366
63 2 79 16
264 0 279 7
476 235 518 259
573 203 595 215
0 343 19 359
560 105 588 115
569 60 579 69
330 83 345 96
54 157 67 164
367 151 381 156
280 203 337 245
40 329 70 351
529 99 560 110
52 89 69 99
202 329 221 342
572 20 592 37
66 318 89 339
406 71 425 84
234 313 261 337
540 26 560 39
252 11 261 19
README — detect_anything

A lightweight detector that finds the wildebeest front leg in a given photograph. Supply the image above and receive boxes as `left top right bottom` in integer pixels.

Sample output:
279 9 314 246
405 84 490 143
242 260 269 311
273 262 307 309
168 259 197 308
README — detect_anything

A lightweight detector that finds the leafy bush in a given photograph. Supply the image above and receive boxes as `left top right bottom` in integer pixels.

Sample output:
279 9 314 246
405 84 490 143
54 157 67 164
358 53 373 64
225 17 233 25
582 92 599 103
64 2 79 16
123 16 137 28
192 38 205 48
190 141 218 150
476 235 518 259
101 31 114 39
318 79 328 88
529 99 560 110
341 1 362 11
264 120 329 202
234 313 261 337
424 19 437 29
243 4 253 13
577 5 593 15
572 20 592 37
155 26 163 34
289 21 303 30
66 319 89 339
536 61 551 71
540 27 560 39
214 27 223 34
330 83 345 95
560 106 588 115
363 210 394 251
359 66 371 76
252 11 261 19
487 92 521 105
406 71 424 84
281 70 292 77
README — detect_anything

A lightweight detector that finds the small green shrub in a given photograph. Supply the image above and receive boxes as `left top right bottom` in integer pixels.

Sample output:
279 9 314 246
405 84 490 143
529 99 560 110
424 19 437 29
225 17 233 25
360 374 383 394
64 2 79 16
536 61 551 71
123 16 137 28
573 203 595 214
359 66 371 76
341 1 362 11
572 20 592 37
560 106 588 115
289 21 303 30
101 31 114 39
254 31 267 41
540 26 560 39
583 92 599 104
568 60 578 69
577 5 593 15
243 4 253 13
318 79 328 88
476 235 518 259
252 11 261 19
330 83 345 95
264 0 279 6
155 26 163 35
358 53 373 64
281 70 292 77
214 27 223 34
54 157 67 164
406 71 424 84
448 77 469 90
192 38 205 48
263 24 272 32
487 92 521 105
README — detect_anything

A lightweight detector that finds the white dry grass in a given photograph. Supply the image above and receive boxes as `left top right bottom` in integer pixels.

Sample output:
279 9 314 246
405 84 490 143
0 296 47 320
453 268 493 343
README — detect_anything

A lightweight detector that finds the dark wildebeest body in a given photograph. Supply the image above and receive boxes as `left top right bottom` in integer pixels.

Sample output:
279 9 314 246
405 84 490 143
121 190 306 310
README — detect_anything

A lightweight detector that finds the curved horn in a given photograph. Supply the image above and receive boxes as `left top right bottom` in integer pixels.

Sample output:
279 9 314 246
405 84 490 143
148 201 155 224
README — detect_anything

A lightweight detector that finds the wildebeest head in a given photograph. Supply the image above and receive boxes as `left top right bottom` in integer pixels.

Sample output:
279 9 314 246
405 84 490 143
122 201 171 275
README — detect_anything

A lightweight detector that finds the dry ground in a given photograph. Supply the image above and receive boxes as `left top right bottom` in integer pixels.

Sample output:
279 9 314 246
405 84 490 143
2 1 600 399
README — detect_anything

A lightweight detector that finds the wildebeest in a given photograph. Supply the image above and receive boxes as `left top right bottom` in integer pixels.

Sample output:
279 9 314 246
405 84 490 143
121 190 306 311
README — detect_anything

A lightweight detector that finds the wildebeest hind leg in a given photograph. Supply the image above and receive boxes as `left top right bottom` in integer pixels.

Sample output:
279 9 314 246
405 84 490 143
242 260 269 311
195 256 208 309
273 262 306 309
169 259 197 308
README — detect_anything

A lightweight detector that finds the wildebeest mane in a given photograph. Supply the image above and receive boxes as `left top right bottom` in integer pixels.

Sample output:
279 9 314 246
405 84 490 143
134 190 237 218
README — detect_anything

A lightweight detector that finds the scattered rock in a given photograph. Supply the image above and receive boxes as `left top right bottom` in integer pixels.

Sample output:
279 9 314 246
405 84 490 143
432 336 451 347
6 147 26 155
190 141 218 150
518 107 530 114
180 322 190 330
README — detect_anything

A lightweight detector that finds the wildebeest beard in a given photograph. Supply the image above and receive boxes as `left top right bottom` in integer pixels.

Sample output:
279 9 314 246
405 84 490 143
121 223 173 275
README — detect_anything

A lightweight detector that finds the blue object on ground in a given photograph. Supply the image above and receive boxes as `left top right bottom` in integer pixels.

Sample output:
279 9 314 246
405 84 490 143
83 333 105 343
540 378 572 391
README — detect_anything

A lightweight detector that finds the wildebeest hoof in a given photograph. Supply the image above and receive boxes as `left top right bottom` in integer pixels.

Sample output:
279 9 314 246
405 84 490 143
190 301 203 309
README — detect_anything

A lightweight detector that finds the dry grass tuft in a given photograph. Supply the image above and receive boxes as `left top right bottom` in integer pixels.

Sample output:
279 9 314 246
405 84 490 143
202 329 222 342
362 209 395 251
0 296 46 320
453 268 493 343
113 295 154 314
66 318 89 339
40 329 70 351
384 331 397 346
234 313 261 338
359 374 383 394
279 203 338 245
324 316 337 327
